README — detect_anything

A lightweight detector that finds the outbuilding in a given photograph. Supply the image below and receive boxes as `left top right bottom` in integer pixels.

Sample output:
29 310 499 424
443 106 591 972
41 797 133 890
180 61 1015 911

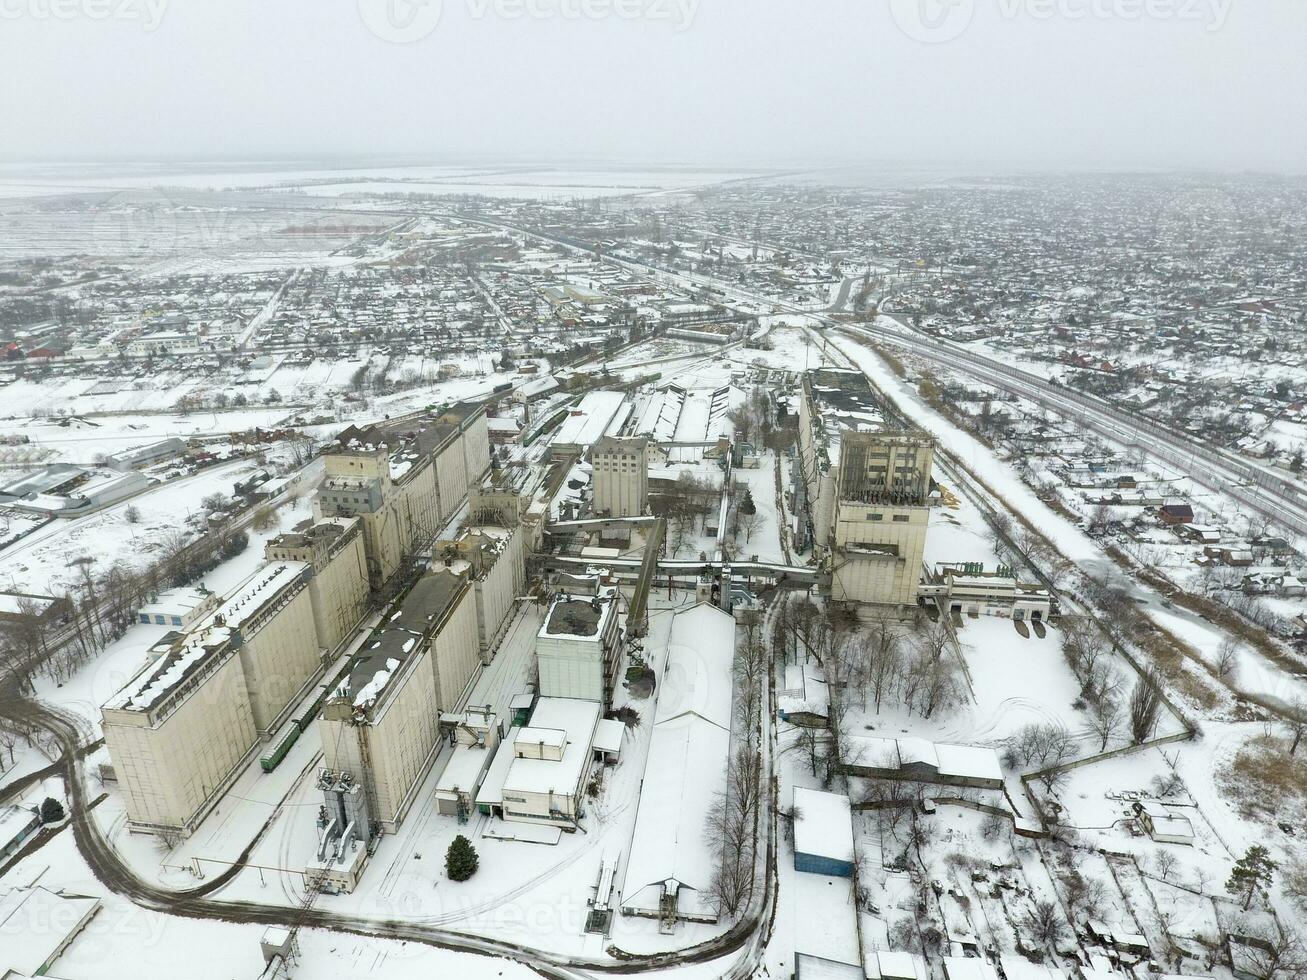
793 787 855 877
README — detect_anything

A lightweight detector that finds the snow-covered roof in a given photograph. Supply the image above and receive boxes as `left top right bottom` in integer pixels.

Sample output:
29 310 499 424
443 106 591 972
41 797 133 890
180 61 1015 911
874 951 923 980
435 740 498 798
552 390 629 449
620 603 736 920
0 887 100 977
202 562 308 632
657 603 736 730
1000 957 1067 980
934 742 1004 783
501 698 600 798
592 718 625 755
793 787 854 865
943 958 1001 980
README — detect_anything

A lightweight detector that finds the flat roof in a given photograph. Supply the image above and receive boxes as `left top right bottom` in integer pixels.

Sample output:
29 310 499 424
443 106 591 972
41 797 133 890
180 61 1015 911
501 698 600 798
943 958 1001 980
389 569 466 634
540 593 614 639
793 787 854 865
934 742 1004 782
592 718 626 755
475 726 521 808
435 740 497 796
138 587 213 616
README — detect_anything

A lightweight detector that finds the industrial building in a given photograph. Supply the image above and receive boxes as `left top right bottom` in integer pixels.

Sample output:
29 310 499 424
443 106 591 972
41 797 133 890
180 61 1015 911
485 697 602 829
797 369 935 607
536 589 622 706
830 431 934 608
102 625 261 836
434 708 502 820
136 586 219 630
265 517 371 654
313 405 491 592
550 390 631 457
590 435 649 518
102 543 373 838
104 437 185 471
0 886 102 978
924 563 1052 621
797 368 885 554
433 516 528 662
316 568 479 835
102 562 328 834
842 735 1004 790
620 603 735 925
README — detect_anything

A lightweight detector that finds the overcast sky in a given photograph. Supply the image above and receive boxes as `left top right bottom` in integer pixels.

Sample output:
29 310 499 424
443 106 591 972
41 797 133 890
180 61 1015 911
2 0 1304 172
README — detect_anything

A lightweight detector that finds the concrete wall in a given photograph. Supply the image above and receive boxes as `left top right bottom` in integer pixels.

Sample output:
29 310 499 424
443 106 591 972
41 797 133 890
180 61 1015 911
537 635 606 702
434 438 469 528
307 531 371 652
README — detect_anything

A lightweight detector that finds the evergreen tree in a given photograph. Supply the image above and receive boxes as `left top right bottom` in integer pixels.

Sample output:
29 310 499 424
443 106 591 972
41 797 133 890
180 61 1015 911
1226 845 1276 910
446 834 479 881
39 797 65 824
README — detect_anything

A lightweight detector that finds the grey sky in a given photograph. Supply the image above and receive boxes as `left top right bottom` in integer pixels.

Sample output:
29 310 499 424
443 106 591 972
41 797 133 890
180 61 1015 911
1 0 1304 171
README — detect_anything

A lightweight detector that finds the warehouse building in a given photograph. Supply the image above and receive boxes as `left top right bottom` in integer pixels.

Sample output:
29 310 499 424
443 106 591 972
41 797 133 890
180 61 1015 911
620 603 735 925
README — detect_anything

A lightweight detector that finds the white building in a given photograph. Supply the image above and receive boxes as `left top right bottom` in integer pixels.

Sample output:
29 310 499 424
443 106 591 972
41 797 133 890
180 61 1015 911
620 603 736 924
536 589 622 706
591 435 649 518
136 586 220 630
494 697 601 829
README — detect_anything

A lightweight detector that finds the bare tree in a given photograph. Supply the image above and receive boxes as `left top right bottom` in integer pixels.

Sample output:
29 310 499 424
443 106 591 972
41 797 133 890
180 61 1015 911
1004 722 1078 788
1129 667 1164 744
861 616 901 714
1087 697 1123 751
1154 849 1179 882
1286 699 1307 757
1214 638 1240 680
704 748 762 919
738 508 763 544
1023 899 1067 952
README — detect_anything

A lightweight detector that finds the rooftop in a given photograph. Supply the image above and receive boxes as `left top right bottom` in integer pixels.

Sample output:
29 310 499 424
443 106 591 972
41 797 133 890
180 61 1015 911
389 569 467 635
540 592 614 639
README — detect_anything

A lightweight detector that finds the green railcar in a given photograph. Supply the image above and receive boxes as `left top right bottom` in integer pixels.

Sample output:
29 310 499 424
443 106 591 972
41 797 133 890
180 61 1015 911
259 724 302 773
